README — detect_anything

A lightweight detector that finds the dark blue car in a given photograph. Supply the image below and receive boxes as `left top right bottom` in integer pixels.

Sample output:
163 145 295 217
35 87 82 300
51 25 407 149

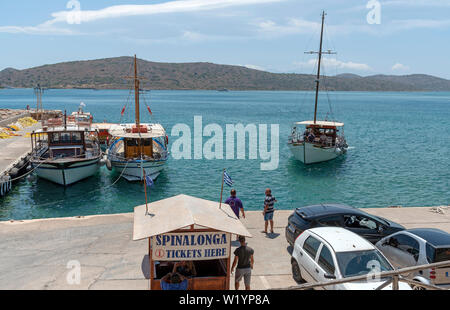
285 204 405 246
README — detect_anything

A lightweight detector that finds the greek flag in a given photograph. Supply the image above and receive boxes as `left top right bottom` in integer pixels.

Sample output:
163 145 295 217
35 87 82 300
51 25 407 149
223 170 234 187
145 175 154 187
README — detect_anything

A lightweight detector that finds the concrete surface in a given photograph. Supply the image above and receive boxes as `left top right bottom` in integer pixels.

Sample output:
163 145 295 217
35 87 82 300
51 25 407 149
0 122 41 175
0 207 449 290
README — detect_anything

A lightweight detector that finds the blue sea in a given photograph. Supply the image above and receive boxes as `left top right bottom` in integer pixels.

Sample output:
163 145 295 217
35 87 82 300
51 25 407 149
0 89 449 221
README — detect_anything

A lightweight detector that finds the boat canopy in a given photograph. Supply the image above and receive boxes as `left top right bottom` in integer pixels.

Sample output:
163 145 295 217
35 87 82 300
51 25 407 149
295 120 344 127
109 123 166 139
133 194 252 241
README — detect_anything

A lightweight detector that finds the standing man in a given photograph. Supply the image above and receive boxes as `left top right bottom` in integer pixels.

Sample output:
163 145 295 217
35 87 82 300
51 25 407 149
225 189 246 219
231 236 254 291
263 188 277 234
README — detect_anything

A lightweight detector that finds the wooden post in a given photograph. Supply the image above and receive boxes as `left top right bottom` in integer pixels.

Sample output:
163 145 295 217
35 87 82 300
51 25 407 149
225 233 231 290
149 237 153 290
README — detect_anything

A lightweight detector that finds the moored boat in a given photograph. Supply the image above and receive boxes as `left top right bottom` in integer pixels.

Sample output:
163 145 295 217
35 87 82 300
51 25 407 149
288 11 348 164
30 113 102 186
106 55 169 182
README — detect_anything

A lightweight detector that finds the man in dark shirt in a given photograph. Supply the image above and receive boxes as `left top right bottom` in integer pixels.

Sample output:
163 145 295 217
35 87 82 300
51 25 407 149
225 189 246 219
231 236 254 290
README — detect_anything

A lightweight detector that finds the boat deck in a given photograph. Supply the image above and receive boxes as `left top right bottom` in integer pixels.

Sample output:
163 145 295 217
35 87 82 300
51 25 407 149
0 207 448 290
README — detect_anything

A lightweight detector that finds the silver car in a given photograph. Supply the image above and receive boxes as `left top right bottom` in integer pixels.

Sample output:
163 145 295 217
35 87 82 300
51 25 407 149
376 228 450 290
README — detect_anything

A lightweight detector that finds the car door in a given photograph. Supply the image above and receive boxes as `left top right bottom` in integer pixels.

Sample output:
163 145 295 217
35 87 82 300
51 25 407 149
343 215 381 243
315 243 338 290
300 235 322 283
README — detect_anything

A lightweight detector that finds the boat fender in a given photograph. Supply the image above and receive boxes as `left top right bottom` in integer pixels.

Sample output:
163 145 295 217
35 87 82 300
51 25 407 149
106 159 112 171
98 158 106 167
9 168 19 178
166 135 169 145
0 182 3 196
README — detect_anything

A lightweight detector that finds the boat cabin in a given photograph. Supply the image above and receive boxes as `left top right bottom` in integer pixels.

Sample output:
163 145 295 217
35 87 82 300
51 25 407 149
31 126 98 160
291 121 344 147
133 194 252 290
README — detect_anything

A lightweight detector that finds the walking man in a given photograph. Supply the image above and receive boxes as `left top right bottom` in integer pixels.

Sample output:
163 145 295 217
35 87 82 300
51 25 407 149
231 236 254 290
263 188 277 234
225 189 246 219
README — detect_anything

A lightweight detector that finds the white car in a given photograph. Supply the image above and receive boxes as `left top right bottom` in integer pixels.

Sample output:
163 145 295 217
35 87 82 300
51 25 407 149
291 227 411 290
376 228 450 290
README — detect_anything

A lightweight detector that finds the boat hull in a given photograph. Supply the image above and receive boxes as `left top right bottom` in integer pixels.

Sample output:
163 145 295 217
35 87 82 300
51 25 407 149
289 142 346 164
32 158 101 186
110 159 167 182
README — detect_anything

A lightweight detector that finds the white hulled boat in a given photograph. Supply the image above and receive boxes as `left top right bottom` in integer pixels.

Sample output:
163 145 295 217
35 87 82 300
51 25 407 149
288 11 348 164
30 112 102 186
106 55 169 182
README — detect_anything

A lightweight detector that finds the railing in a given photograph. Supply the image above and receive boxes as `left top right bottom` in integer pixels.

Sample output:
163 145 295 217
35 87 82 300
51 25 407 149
274 260 450 290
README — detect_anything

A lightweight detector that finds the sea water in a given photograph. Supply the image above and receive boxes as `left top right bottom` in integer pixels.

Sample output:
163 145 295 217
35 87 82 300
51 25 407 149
0 89 448 220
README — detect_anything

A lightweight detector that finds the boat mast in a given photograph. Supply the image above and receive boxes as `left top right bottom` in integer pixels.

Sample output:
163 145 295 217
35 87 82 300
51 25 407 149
305 11 335 124
134 55 140 128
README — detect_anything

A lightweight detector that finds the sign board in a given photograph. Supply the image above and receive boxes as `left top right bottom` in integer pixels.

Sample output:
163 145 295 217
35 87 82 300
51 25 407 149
151 232 231 261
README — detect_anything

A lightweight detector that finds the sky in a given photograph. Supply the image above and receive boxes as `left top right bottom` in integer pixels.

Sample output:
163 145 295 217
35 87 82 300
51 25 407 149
0 0 450 78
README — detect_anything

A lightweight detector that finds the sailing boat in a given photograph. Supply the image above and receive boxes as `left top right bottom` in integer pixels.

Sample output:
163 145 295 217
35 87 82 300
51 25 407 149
106 55 169 181
288 11 348 164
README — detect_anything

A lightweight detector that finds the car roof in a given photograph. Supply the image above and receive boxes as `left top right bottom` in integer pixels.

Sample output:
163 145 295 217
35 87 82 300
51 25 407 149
295 204 363 219
308 227 375 252
406 228 450 247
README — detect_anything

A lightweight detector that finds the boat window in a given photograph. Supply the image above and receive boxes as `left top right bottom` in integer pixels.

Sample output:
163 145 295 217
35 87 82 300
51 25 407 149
318 245 335 275
303 236 321 260
50 133 60 144
60 132 71 143
72 132 82 144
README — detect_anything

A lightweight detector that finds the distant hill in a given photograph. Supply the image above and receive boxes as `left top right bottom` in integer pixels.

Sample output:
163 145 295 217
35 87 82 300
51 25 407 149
1 56 450 91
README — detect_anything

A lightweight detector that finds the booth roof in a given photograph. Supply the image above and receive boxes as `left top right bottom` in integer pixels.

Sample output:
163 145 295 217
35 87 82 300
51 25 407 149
133 194 252 241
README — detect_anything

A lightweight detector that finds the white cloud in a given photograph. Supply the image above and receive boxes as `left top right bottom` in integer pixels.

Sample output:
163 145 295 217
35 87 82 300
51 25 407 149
391 63 410 71
295 58 372 72
0 0 285 35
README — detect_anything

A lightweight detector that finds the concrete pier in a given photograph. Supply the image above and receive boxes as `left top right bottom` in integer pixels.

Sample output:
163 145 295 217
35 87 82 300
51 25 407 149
0 121 41 180
0 207 448 290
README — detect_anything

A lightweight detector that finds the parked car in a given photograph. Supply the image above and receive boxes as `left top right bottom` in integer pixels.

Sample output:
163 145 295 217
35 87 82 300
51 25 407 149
376 228 450 290
291 227 411 290
285 204 405 246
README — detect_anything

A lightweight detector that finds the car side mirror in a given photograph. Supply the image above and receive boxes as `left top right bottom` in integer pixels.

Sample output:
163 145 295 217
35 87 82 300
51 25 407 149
324 274 336 280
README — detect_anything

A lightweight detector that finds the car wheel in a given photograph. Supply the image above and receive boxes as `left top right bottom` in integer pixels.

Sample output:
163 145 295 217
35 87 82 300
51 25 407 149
291 259 303 283
411 282 426 290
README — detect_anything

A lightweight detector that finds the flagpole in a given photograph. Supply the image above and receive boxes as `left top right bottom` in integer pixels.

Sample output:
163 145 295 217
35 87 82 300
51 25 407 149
219 169 225 209
144 170 149 215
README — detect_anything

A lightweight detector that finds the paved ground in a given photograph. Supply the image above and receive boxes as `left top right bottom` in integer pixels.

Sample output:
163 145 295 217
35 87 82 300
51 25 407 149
0 122 41 175
0 207 449 290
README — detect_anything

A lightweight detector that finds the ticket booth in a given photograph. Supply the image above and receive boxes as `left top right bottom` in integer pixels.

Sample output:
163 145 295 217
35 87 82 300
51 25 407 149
133 194 252 290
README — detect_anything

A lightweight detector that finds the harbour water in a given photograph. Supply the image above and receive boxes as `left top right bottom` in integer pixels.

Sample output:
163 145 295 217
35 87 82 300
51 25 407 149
0 89 449 221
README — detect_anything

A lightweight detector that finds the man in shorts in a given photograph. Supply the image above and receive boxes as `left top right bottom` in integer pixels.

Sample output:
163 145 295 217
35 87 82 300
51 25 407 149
263 188 277 234
231 236 254 290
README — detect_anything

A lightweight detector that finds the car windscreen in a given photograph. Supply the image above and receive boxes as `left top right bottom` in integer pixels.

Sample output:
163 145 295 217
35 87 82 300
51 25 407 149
336 250 393 278
426 244 450 263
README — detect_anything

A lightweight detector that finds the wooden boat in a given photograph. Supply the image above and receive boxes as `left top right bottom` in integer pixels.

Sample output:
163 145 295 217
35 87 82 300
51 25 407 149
288 11 348 164
30 112 102 186
106 55 169 182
